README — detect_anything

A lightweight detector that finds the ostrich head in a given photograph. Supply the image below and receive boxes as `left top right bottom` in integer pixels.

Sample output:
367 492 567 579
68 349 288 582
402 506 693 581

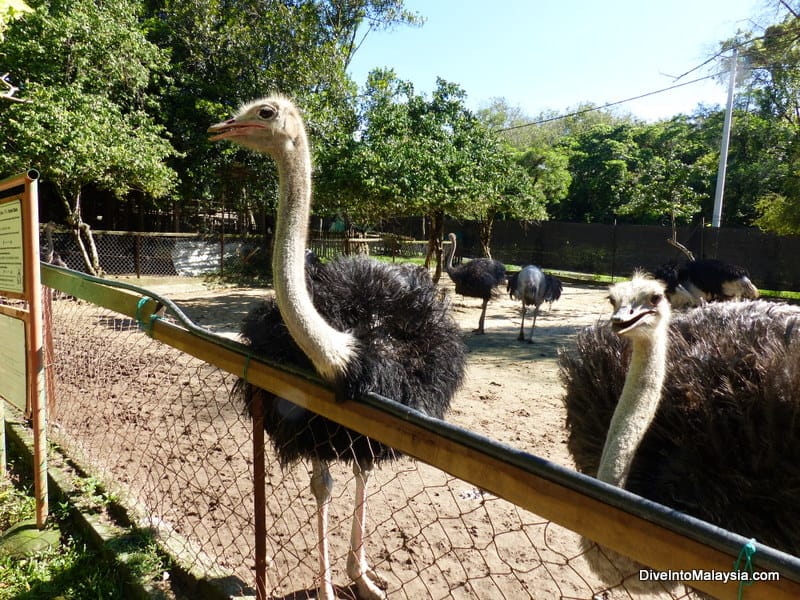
608 272 670 343
207 96 305 156
208 95 356 384
598 272 671 488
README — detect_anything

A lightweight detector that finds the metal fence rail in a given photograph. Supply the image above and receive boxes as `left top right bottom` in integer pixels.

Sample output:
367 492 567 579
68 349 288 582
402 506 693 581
39 264 800 599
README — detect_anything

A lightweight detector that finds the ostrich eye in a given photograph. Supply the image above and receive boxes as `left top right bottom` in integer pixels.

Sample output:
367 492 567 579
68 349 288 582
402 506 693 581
650 293 662 305
258 106 277 120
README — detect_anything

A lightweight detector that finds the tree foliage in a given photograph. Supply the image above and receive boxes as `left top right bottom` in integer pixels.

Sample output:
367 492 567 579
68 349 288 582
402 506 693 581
317 70 543 272
0 0 176 273
0 0 29 41
141 0 419 224
5 0 800 245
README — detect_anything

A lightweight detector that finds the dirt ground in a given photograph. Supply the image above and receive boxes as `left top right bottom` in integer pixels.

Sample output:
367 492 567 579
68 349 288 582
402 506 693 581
159 276 664 598
50 273 694 599
163 276 612 466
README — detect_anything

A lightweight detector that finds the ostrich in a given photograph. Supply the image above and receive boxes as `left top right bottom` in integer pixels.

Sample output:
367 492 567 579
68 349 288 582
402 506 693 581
510 265 562 342
444 232 506 334
43 222 68 268
654 258 758 307
560 272 800 567
208 96 466 600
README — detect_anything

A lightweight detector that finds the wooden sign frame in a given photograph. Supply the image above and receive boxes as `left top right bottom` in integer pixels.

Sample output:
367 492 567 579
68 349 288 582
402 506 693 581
0 169 47 527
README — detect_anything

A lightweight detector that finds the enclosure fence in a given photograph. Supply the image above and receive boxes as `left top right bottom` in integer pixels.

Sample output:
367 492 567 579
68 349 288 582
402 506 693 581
35 263 800 599
41 222 800 291
40 228 431 279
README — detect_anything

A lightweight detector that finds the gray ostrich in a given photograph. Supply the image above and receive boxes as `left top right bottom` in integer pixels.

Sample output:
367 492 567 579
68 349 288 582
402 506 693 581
209 96 466 600
560 272 800 565
444 232 506 334
510 265 562 342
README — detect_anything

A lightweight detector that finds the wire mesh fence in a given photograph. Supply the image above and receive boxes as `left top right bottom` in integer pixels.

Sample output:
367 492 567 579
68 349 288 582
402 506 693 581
37 267 799 599
38 228 432 280
39 220 800 293
40 228 260 277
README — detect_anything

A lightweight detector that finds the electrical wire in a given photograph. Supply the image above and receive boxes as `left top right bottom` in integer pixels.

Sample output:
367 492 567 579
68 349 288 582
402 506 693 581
496 72 725 132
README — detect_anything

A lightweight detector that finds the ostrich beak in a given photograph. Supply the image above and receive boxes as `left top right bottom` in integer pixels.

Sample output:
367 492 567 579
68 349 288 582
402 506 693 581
611 304 656 335
208 118 265 142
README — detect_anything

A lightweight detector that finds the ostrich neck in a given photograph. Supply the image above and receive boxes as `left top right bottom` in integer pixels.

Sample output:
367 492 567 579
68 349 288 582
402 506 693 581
271 139 356 384
445 237 456 273
46 229 54 260
596 329 667 487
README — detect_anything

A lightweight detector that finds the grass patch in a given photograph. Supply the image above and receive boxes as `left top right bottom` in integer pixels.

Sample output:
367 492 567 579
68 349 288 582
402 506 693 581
0 467 167 599
759 289 800 301
0 472 35 532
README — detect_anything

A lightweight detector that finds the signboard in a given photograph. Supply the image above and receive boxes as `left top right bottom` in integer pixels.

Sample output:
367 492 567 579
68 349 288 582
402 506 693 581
0 314 26 410
0 199 24 294
0 170 47 527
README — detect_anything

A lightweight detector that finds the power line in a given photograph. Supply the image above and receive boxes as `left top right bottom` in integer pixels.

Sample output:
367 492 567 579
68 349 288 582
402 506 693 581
497 72 724 132
497 26 797 133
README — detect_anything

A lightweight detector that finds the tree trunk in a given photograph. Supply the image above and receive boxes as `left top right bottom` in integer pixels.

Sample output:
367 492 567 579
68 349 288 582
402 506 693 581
479 211 496 259
668 208 695 261
62 189 104 276
426 210 445 284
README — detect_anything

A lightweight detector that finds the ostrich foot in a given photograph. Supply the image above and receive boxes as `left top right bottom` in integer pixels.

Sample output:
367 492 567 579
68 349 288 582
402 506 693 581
527 338 533 344
472 328 486 334
517 334 525 341
347 554 387 600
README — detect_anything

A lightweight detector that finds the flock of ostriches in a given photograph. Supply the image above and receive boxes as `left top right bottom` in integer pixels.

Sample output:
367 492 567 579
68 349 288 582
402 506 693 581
207 95 800 599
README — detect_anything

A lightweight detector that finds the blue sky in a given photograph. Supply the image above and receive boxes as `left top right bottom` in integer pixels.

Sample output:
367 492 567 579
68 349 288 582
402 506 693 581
347 0 765 121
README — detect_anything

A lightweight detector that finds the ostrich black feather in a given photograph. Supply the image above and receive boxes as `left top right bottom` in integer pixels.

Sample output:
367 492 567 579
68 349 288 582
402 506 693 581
238 256 467 467
560 300 800 556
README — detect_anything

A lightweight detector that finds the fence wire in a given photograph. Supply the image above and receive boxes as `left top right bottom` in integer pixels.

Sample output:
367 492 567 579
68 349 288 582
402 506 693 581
38 228 432 280
36 279 713 600
39 220 800 291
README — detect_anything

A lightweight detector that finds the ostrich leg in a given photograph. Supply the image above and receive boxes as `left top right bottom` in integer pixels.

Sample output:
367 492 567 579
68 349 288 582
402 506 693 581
310 459 337 600
527 307 539 343
474 298 489 334
347 458 387 600
517 302 527 341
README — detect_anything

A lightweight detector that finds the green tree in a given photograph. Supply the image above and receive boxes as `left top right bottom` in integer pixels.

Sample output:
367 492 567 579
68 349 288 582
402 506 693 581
514 145 570 217
721 3 800 233
616 116 711 226
0 0 175 273
754 192 800 234
1 0 30 102
143 0 419 230
330 71 538 277
0 0 29 41
559 123 639 223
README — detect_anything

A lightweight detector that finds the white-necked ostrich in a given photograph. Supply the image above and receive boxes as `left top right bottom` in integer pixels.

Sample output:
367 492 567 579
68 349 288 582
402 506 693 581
444 232 506 334
654 258 758 308
560 273 800 568
209 96 466 600
509 265 562 342
43 222 68 268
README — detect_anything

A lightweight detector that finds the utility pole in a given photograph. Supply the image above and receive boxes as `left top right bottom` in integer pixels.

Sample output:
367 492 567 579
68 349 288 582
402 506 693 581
712 49 738 229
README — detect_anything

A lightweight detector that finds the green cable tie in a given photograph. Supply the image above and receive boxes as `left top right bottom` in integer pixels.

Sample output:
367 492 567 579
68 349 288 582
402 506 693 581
135 296 151 331
148 314 163 336
135 296 162 336
734 538 757 599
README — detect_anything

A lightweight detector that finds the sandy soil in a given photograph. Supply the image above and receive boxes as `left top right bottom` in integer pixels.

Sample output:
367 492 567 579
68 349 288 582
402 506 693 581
165 277 611 464
48 274 694 599
163 277 676 599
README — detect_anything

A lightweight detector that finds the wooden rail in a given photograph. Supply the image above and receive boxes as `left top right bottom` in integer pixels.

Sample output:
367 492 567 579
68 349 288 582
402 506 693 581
41 264 800 599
